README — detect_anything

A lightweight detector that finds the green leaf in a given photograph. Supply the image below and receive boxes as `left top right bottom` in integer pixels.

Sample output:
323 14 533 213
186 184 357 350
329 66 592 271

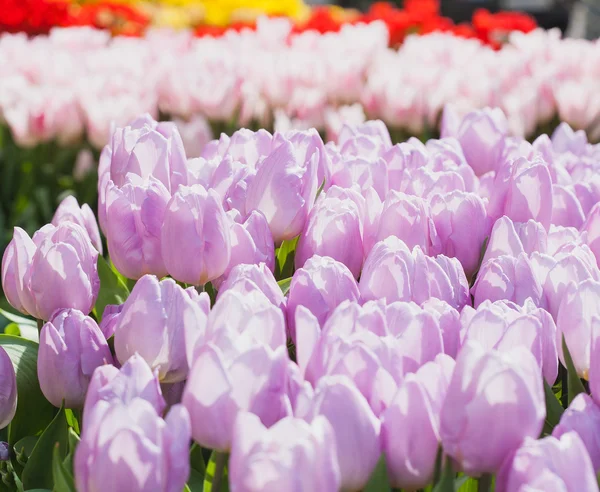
275 237 299 280
0 309 36 327
62 428 80 476
456 476 477 491
433 457 455 492
277 277 292 296
95 255 130 319
543 380 564 435
203 451 229 492
0 335 57 445
52 443 76 492
363 454 391 492
22 407 68 490
562 335 586 404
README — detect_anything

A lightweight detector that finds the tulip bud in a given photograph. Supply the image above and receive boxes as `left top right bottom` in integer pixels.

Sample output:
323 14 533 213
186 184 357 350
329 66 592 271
302 376 380 491
456 107 508 176
246 136 319 244
556 279 600 379
296 187 364 278
551 185 585 229
2 223 99 320
83 354 165 422
182 344 291 451
0 347 17 429
471 253 543 308
480 216 547 266
552 394 600 471
430 191 491 276
161 184 231 285
440 342 545 475
496 432 599 492
98 304 123 339
114 275 208 383
38 309 113 408
229 412 340 492
287 255 360 342
75 400 190 492
52 195 103 254
104 175 170 280
421 299 461 358
382 355 454 489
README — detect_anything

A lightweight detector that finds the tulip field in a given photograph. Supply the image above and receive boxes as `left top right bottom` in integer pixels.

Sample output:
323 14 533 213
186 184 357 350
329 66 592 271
2 10 600 492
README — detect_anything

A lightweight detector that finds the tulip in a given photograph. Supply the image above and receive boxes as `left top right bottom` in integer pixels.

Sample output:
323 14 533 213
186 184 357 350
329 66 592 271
582 202 600 269
229 412 340 492
216 263 285 312
430 191 490 276
556 279 600 379
421 299 461 358
75 400 190 492
38 309 113 408
551 185 585 229
214 211 274 287
552 394 600 471
330 156 388 201
488 156 553 230
161 184 231 285
98 304 123 339
382 355 454 489
301 376 380 491
295 187 364 278
104 175 170 280
182 344 291 451
107 114 188 193
590 317 600 405
0 347 17 429
246 136 319 244
220 128 273 167
113 275 208 383
496 432 599 492
287 255 360 342
471 253 543 308
440 342 545 475
375 191 438 255
480 216 547 266
83 354 165 422
172 115 213 158
52 195 103 254
2 223 99 320
455 107 508 176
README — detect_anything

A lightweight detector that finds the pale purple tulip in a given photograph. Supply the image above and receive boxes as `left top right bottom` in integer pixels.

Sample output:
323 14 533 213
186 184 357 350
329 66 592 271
430 191 490 276
301 376 380 491
421 299 461 358
287 255 360 342
107 114 188 193
216 263 284 311
0 347 17 429
590 317 600 405
220 128 273 167
551 185 585 228
246 136 319 244
161 184 231 285
52 195 103 254
2 223 99 320
214 211 274 287
480 216 547 266
582 202 600 269
98 304 123 339
182 344 291 451
382 355 454 489
83 354 165 422
229 412 340 492
556 279 600 379
104 175 170 280
488 157 553 230
552 394 600 471
440 342 545 475
38 309 113 408
295 187 364 278
460 300 558 384
471 253 543 308
375 191 438 255
75 399 190 492
496 432 599 492
330 156 389 201
455 107 508 176
113 275 208 383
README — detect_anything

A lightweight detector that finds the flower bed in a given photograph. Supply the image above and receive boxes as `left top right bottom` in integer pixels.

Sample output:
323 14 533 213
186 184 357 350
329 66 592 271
1 104 600 490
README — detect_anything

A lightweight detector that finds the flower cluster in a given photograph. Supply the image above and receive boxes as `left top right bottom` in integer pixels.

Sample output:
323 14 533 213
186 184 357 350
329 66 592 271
1 106 600 490
0 22 598 157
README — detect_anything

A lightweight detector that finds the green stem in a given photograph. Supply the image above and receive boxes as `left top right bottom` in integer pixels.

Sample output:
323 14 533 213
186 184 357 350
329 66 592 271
212 451 227 492
478 473 493 492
